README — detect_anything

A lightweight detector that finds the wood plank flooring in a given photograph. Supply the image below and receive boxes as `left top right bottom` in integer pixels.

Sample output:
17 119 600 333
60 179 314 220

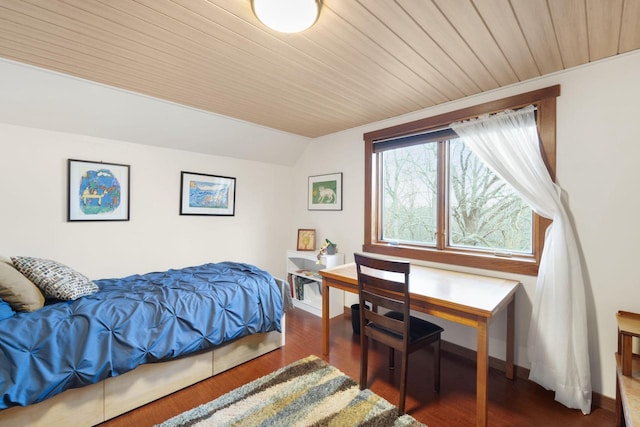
100 308 614 427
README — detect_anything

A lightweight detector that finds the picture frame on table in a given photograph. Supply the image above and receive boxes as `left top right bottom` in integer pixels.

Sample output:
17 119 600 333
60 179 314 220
297 229 316 251
180 171 236 216
68 159 130 222
308 173 342 211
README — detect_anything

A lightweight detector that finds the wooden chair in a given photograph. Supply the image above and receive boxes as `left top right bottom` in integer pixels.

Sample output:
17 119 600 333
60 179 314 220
354 253 444 415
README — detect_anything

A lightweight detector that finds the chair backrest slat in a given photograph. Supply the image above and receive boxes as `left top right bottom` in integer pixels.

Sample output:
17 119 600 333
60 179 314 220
355 253 411 344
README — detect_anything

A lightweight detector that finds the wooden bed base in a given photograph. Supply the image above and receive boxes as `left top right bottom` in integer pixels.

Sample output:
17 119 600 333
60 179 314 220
0 320 285 427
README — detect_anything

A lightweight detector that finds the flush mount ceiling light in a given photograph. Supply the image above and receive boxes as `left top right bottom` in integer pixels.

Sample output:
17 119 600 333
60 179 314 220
251 0 322 33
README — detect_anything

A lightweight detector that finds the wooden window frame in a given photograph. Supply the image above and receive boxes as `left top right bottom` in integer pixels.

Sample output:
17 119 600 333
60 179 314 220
363 85 560 276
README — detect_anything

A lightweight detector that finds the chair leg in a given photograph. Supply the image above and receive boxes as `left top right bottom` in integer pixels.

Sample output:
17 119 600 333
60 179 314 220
389 346 395 369
434 338 441 393
398 351 409 415
360 334 368 390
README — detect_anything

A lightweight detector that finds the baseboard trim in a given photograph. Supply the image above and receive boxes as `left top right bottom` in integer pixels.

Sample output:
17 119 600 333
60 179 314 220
344 306 614 413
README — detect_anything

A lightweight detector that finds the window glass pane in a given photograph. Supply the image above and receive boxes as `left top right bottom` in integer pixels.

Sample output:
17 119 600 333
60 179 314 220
381 144 438 245
448 139 533 254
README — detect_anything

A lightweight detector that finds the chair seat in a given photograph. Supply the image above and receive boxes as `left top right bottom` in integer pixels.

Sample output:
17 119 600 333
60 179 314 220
369 311 443 344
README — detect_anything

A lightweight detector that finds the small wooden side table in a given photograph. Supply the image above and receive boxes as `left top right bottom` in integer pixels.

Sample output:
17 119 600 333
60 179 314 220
618 311 640 376
616 311 640 426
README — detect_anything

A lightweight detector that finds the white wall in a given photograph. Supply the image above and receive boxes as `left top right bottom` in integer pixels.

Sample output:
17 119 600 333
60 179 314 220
0 123 293 280
292 50 640 401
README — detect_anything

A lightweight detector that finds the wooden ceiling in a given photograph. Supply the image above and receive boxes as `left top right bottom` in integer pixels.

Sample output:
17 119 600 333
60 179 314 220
0 0 638 138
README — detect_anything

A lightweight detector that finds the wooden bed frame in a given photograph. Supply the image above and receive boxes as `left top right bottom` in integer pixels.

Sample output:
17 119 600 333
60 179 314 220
0 320 285 427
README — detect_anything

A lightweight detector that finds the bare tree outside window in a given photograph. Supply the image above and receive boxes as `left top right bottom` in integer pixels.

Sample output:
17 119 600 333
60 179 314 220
382 144 437 245
448 139 532 254
380 139 532 255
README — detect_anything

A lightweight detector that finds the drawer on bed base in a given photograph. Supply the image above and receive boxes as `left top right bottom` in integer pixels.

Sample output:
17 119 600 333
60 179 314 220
214 330 283 374
104 351 212 421
0 382 104 427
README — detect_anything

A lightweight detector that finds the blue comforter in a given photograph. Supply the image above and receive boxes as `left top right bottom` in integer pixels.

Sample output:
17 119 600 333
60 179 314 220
0 262 283 409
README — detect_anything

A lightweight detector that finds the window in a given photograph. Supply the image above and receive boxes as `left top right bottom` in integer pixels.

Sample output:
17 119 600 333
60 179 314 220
363 86 560 275
381 136 533 253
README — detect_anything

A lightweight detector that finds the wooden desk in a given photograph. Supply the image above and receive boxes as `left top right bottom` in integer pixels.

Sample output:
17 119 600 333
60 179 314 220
320 262 520 427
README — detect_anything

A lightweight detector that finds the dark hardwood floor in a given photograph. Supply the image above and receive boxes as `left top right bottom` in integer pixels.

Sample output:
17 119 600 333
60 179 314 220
100 308 614 427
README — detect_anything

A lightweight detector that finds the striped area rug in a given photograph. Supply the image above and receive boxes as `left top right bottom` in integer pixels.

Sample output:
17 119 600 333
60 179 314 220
156 355 425 427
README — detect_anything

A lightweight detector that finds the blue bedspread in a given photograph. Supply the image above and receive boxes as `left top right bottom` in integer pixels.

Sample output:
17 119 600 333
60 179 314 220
0 262 283 409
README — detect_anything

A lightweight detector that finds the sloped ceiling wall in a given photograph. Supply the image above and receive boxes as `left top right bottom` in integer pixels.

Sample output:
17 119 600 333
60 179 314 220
0 58 310 166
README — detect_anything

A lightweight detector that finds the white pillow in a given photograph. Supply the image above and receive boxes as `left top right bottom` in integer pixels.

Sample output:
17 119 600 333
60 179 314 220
10 256 99 301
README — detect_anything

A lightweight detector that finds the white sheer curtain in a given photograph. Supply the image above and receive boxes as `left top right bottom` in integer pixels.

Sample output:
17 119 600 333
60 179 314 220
451 106 591 414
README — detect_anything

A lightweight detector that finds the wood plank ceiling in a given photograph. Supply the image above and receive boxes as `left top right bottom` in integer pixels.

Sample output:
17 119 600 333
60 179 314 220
0 0 638 138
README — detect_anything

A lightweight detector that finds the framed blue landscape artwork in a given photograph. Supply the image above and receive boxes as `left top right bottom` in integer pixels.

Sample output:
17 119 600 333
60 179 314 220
180 171 236 216
68 159 130 221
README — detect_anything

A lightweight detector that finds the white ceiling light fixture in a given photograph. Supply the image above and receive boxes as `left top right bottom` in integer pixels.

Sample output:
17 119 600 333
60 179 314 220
251 0 322 33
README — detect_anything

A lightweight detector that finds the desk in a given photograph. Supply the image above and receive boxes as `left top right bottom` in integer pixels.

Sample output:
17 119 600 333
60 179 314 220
319 262 520 427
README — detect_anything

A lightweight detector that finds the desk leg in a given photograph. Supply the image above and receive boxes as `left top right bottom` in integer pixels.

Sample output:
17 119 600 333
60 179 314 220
322 280 330 356
477 320 489 427
622 334 633 376
506 298 515 380
616 371 623 427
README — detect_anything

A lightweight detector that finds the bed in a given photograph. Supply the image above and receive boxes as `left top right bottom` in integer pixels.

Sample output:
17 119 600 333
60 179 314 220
0 258 288 426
